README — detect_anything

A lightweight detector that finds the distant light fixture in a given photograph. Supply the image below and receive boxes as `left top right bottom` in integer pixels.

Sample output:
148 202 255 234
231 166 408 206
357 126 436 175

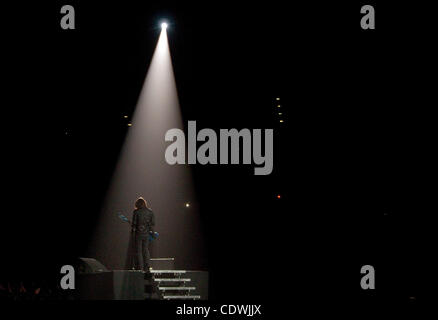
279 120 284 123
127 123 132 127
123 115 128 119
276 97 280 101
277 105 281 108
161 22 168 29
278 112 282 115
185 202 190 208
277 194 281 199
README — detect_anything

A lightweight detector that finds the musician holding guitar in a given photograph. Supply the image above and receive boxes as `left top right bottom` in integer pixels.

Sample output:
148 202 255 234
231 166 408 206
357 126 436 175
131 197 155 272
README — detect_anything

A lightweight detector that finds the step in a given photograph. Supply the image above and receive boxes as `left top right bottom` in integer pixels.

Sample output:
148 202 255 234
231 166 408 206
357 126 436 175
159 286 196 291
151 270 186 275
163 295 201 300
154 278 191 283
150 258 175 270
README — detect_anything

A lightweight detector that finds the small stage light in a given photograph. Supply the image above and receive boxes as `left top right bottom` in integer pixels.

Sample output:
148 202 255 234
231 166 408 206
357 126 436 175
161 22 168 29
123 115 128 119
185 203 190 208
127 123 132 127
279 120 284 123
276 97 280 101
277 105 281 108
277 194 281 199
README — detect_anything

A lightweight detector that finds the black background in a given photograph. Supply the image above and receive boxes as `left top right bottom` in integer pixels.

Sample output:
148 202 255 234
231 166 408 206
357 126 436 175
1 0 436 314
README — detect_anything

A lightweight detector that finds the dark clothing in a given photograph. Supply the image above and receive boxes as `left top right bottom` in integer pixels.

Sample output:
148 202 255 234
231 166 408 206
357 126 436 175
135 234 151 272
132 207 155 270
132 207 155 234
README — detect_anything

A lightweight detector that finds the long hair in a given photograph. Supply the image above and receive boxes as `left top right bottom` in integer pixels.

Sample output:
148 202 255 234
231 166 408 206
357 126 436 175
134 197 147 210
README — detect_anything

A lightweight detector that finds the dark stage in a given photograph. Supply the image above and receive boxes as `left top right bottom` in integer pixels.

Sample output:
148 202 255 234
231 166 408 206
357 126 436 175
1 0 436 315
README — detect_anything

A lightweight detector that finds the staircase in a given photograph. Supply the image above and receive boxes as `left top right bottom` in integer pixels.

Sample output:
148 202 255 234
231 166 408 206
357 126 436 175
144 258 207 300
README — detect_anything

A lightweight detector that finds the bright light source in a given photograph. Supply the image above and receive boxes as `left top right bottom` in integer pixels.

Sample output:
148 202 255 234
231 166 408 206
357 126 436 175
276 97 280 101
277 194 281 199
161 22 168 29
127 123 132 127
277 105 281 108
185 202 190 208
123 115 128 119
279 120 284 123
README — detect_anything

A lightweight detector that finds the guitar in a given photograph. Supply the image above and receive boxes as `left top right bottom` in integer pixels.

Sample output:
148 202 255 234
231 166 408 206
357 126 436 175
117 212 159 241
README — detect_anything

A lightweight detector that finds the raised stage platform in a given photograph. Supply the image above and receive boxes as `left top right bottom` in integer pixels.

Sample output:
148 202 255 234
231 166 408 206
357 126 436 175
76 258 208 300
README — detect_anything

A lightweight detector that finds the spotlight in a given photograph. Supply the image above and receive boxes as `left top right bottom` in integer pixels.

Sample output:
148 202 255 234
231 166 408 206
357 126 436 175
91 18 203 271
277 194 281 199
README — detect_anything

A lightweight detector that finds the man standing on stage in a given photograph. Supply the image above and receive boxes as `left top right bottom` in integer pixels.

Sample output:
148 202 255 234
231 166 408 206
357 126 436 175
132 197 155 272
